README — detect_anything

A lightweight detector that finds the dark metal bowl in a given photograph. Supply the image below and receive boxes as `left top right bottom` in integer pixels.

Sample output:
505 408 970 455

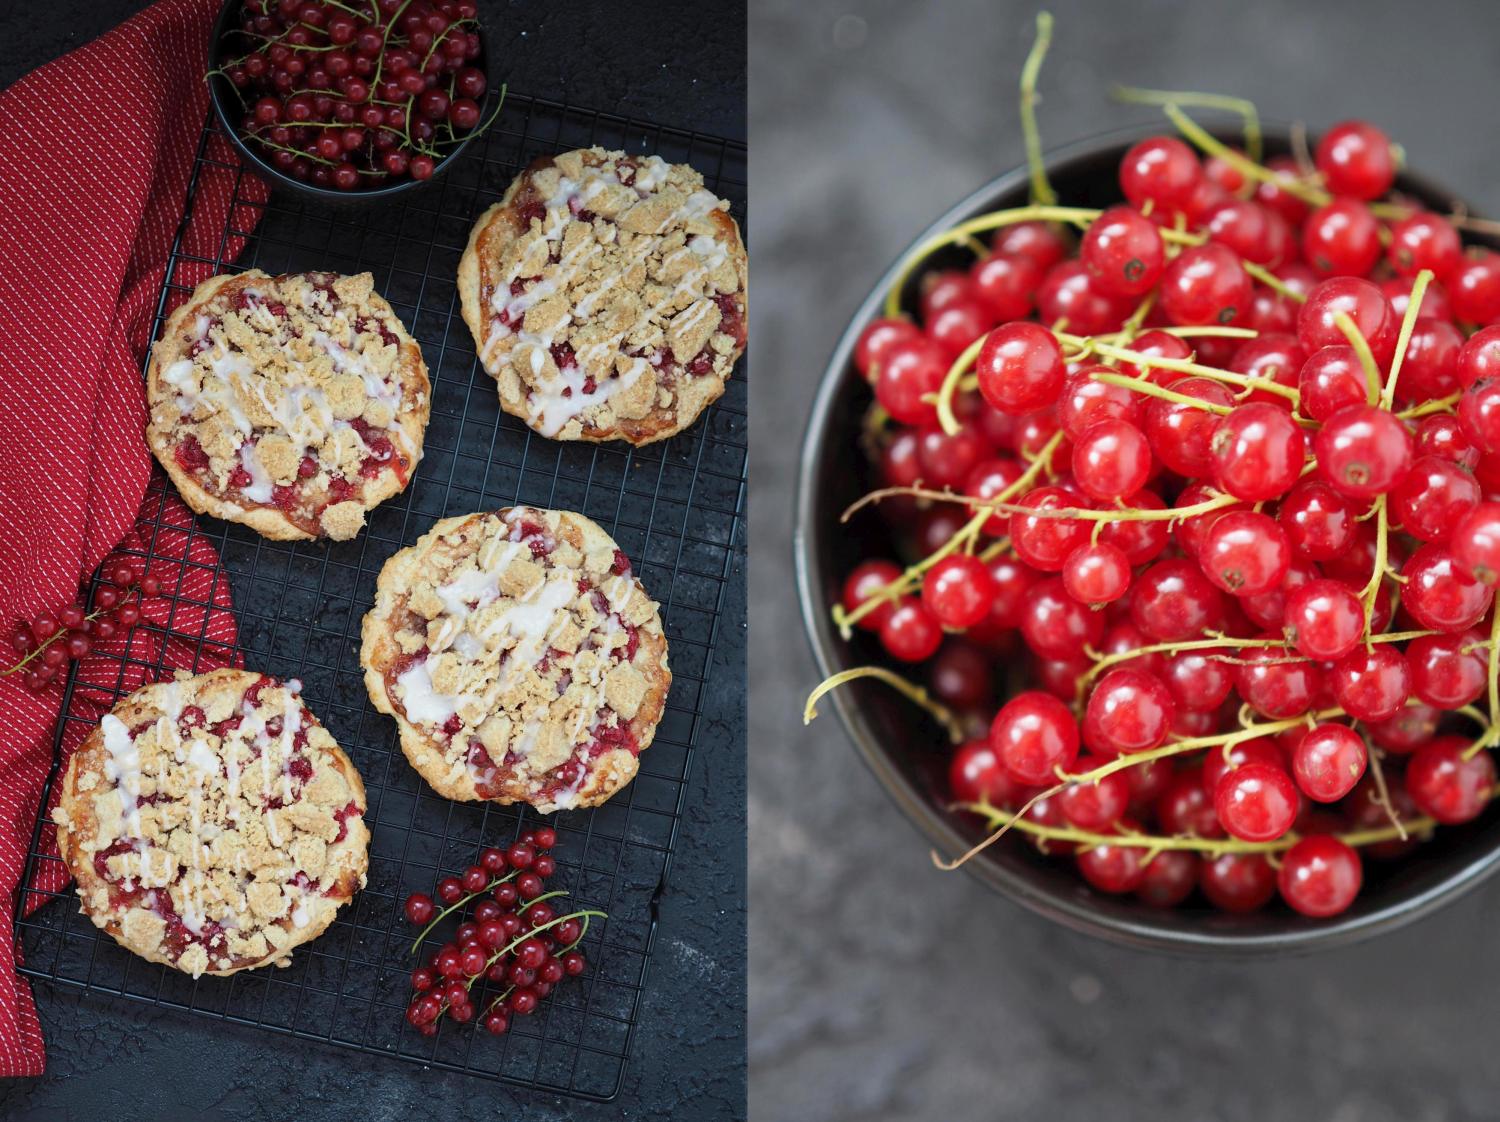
206 0 487 204
795 124 1500 954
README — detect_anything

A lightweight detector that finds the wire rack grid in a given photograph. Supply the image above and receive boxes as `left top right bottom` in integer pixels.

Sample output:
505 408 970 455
11 92 746 1101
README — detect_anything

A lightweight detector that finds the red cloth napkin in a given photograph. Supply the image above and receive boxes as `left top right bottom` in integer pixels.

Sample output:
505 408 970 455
0 0 268 1075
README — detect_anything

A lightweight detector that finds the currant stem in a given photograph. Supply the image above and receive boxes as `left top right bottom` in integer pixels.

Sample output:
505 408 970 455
832 431 1064 633
953 800 1435 856
1019 12 1057 207
1111 85 1263 164
409 868 521 955
1242 261 1305 302
1068 335 1301 403
1333 311 1382 406
1163 103 1328 207
1382 269 1433 409
803 666 965 745
936 334 988 436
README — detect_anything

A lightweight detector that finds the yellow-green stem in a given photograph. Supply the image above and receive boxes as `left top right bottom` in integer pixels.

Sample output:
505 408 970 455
804 667 965 745
1019 12 1057 207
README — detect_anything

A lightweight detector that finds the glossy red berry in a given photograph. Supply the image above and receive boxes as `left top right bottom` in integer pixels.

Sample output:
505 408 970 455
1210 403 1306 502
1061 542 1131 605
990 690 1080 786
921 554 996 629
1450 501 1500 585
1144 377 1234 477
1401 544 1493 632
970 252 1043 321
1390 456 1480 542
1070 419 1151 501
1302 199 1381 277
1076 831 1146 894
842 560 902 631
1277 480 1356 562
1459 379 1500 456
1387 211 1462 279
975 322 1065 415
1058 758 1131 831
1406 736 1495 824
1213 762 1298 842
1199 852 1277 913
1296 277 1393 357
1198 510 1290 596
1314 120 1396 201
1082 668 1175 758
1235 641 1319 719
854 317 921 379
1450 252 1500 326
875 338 948 425
1119 136 1202 214
879 600 943 662
1291 724 1367 802
1329 645 1411 723
1298 345 1369 422
949 739 1027 807
1019 576 1104 660
1159 243 1251 327
404 893 435 924
1457 326 1500 390
1278 836 1363 917
1282 579 1364 661
1130 558 1224 642
1313 404 1413 500
1080 205 1165 297
1407 630 1487 710
1008 486 1090 572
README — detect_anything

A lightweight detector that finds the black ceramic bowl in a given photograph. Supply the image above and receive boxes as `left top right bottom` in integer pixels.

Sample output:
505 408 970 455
206 0 487 203
795 125 1500 954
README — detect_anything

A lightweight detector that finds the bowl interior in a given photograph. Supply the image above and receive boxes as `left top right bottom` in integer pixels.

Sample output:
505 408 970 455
796 126 1500 953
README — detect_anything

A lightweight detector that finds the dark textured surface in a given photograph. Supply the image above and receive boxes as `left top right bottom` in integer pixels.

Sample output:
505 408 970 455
749 2 1500 1120
0 2 745 1119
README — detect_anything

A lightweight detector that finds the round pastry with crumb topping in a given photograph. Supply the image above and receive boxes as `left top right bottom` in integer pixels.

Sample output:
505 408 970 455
458 147 747 445
53 670 368 979
146 269 431 541
361 506 671 812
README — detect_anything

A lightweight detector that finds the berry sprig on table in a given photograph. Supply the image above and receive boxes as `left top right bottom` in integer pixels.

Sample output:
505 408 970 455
212 0 499 189
5 560 163 693
400 828 602 1036
807 14 1500 919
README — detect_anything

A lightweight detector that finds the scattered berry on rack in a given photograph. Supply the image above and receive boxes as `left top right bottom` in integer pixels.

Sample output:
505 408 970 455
399 827 601 1036
807 15 1500 922
213 0 497 190
5 559 165 693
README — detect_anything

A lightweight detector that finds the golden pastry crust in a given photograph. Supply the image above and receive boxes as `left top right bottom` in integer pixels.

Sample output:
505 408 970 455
146 270 431 542
54 670 369 979
361 506 670 812
458 147 747 445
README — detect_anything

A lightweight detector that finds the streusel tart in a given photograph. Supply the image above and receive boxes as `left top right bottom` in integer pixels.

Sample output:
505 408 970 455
361 506 670 812
458 147 747 445
54 670 368 979
146 269 430 541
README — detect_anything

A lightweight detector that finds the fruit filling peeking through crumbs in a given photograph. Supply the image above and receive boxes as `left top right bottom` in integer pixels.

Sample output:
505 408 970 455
471 147 746 442
55 672 367 978
150 270 426 540
364 507 669 813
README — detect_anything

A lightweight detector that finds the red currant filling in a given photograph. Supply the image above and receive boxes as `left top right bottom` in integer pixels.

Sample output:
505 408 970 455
355 315 399 349
467 738 504 799
332 800 360 844
714 292 746 347
175 435 210 473
610 549 632 576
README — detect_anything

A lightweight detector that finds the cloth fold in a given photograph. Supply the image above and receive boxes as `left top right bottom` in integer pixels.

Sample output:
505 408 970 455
0 0 265 1075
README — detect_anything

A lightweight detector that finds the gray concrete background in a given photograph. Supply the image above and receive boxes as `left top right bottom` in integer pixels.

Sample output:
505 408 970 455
748 2 1500 1120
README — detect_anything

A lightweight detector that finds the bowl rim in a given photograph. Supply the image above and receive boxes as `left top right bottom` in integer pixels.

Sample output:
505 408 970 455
205 0 487 202
793 121 1500 955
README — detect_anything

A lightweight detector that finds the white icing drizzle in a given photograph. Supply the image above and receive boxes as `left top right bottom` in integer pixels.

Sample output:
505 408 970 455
101 715 143 840
436 566 500 617
239 442 274 502
397 660 459 726
529 356 647 438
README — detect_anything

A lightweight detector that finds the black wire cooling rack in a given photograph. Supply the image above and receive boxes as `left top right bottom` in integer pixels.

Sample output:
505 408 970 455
11 92 746 1101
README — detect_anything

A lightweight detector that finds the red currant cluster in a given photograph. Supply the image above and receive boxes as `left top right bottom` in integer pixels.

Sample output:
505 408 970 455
215 0 490 189
400 828 599 1036
6 560 164 693
829 89 1500 918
